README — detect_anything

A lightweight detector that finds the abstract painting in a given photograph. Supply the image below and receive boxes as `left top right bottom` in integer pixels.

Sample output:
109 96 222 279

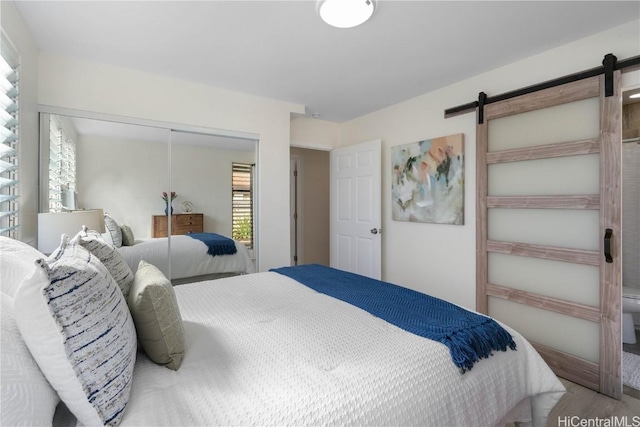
391 133 464 225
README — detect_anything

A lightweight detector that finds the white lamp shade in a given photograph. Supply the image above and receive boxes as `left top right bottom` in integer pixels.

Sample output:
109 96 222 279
318 0 375 29
38 210 105 254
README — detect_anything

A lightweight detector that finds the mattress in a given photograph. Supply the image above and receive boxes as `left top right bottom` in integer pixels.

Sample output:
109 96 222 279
119 271 565 426
116 235 255 280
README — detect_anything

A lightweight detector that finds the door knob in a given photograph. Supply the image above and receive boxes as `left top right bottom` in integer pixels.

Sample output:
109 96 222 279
370 228 379 235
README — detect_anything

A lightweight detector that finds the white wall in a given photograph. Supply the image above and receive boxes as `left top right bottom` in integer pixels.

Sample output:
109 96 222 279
1 1 39 245
291 117 340 149
37 53 304 271
335 20 640 310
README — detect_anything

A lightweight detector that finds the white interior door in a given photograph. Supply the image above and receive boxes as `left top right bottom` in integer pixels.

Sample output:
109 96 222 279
330 139 381 279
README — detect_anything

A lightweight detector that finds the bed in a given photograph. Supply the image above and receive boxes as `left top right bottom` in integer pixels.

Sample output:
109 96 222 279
103 213 255 283
1 236 566 427
116 235 255 283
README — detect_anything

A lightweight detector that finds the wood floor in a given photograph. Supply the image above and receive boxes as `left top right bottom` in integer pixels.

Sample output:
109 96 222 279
545 379 640 425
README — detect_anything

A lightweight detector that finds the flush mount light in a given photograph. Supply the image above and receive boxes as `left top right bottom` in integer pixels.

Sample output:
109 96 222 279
317 0 375 29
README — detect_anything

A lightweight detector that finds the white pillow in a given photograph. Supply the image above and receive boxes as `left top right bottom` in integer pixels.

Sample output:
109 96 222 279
14 236 137 426
104 213 123 248
1 292 60 426
0 236 45 297
75 226 134 298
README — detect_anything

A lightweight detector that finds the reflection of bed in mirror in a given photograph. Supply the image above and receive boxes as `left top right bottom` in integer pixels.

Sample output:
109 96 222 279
117 235 255 285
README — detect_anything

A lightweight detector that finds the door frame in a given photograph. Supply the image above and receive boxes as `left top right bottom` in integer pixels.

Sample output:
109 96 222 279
290 156 304 265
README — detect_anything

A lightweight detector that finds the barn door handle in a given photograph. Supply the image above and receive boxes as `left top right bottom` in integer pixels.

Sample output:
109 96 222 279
604 228 613 263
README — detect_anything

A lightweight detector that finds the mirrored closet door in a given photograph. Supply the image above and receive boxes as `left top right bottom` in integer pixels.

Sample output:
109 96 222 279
38 113 258 282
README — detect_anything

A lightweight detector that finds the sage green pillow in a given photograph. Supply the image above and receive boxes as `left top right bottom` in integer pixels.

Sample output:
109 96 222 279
120 225 135 246
128 260 185 370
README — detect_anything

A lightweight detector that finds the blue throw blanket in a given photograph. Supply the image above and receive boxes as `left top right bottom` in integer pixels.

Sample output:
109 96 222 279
271 264 516 372
186 232 237 256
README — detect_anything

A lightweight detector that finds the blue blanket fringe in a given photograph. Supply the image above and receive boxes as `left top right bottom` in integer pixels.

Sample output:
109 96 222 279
271 264 516 372
186 232 237 256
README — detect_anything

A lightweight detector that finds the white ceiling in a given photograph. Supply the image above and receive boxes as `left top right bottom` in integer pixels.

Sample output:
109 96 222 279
14 1 640 123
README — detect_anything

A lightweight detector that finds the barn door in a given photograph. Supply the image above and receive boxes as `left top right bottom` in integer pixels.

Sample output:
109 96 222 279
477 73 622 398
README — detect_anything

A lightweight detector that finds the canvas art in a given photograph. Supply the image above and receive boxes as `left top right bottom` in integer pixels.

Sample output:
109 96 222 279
391 133 464 225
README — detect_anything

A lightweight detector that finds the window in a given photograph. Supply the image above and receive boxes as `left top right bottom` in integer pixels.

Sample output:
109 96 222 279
232 162 253 249
48 115 77 212
0 38 19 237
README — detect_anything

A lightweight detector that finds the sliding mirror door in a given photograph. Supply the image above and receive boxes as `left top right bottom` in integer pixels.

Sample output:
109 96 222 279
39 115 258 282
169 130 257 284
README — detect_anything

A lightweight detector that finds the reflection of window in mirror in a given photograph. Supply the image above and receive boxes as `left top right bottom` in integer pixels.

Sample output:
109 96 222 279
48 115 78 212
232 162 254 249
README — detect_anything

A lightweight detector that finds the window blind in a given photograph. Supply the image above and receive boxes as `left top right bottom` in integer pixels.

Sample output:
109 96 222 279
0 38 19 237
232 162 253 249
48 115 76 212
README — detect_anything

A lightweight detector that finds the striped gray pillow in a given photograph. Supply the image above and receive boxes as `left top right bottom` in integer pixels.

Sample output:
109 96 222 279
104 213 123 248
14 236 137 426
76 226 134 298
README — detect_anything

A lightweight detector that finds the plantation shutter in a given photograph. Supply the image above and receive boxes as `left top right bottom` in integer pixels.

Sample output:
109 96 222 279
0 38 19 236
232 163 253 248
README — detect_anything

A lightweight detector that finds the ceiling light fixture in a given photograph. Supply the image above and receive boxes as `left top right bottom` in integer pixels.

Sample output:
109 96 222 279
630 93 640 99
317 0 375 29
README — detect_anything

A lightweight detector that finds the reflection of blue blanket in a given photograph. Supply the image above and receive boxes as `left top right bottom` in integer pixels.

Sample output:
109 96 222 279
271 264 516 372
186 233 237 256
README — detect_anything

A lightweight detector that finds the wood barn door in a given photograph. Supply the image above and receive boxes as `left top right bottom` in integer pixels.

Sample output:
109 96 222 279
476 73 622 398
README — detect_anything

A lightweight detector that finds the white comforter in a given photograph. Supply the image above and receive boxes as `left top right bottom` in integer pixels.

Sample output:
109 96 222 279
116 235 255 280
120 272 565 426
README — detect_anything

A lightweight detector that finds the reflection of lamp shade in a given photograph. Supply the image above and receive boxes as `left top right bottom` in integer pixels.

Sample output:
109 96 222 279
37 209 105 254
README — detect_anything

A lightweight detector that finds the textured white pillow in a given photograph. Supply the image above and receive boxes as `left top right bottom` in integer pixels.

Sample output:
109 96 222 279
14 236 137 426
75 226 134 298
104 213 123 248
1 293 60 426
0 236 45 297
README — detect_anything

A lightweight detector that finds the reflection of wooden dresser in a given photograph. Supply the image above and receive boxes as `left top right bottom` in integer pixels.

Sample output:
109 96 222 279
152 213 204 237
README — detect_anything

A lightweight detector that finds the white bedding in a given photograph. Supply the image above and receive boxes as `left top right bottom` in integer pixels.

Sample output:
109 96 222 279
116 235 255 280
118 271 565 426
